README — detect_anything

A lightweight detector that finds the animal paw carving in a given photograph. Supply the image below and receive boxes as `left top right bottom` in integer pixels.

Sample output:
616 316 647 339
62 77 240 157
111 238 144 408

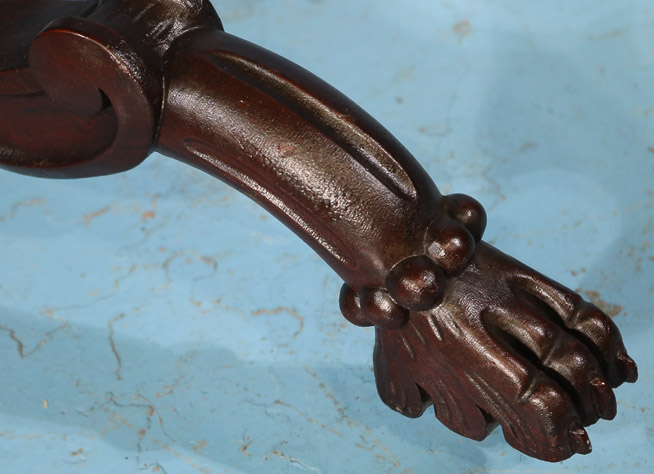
346 242 637 462
1 2 636 460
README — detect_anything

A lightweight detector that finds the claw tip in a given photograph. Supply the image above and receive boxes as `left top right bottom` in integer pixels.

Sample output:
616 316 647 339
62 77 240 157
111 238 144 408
590 377 617 420
569 423 592 455
619 353 638 383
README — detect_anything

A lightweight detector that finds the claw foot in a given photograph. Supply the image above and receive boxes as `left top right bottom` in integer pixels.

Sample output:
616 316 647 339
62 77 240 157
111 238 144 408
346 242 637 462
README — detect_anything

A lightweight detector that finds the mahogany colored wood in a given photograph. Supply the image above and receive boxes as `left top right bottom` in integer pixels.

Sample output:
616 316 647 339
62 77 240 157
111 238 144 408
0 0 638 462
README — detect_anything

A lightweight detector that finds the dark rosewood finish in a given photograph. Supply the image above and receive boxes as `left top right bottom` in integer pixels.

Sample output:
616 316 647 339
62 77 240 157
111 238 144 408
0 0 637 462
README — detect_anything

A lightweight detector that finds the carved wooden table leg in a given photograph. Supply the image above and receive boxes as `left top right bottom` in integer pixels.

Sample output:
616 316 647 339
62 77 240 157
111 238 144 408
0 0 638 462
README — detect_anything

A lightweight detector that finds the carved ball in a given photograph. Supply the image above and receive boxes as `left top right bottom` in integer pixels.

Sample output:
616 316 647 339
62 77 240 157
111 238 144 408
339 284 372 327
386 255 445 311
424 219 475 276
445 193 487 242
360 287 410 330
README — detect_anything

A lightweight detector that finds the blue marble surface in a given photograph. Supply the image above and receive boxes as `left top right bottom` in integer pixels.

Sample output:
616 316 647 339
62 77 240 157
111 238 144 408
1 1 653 472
